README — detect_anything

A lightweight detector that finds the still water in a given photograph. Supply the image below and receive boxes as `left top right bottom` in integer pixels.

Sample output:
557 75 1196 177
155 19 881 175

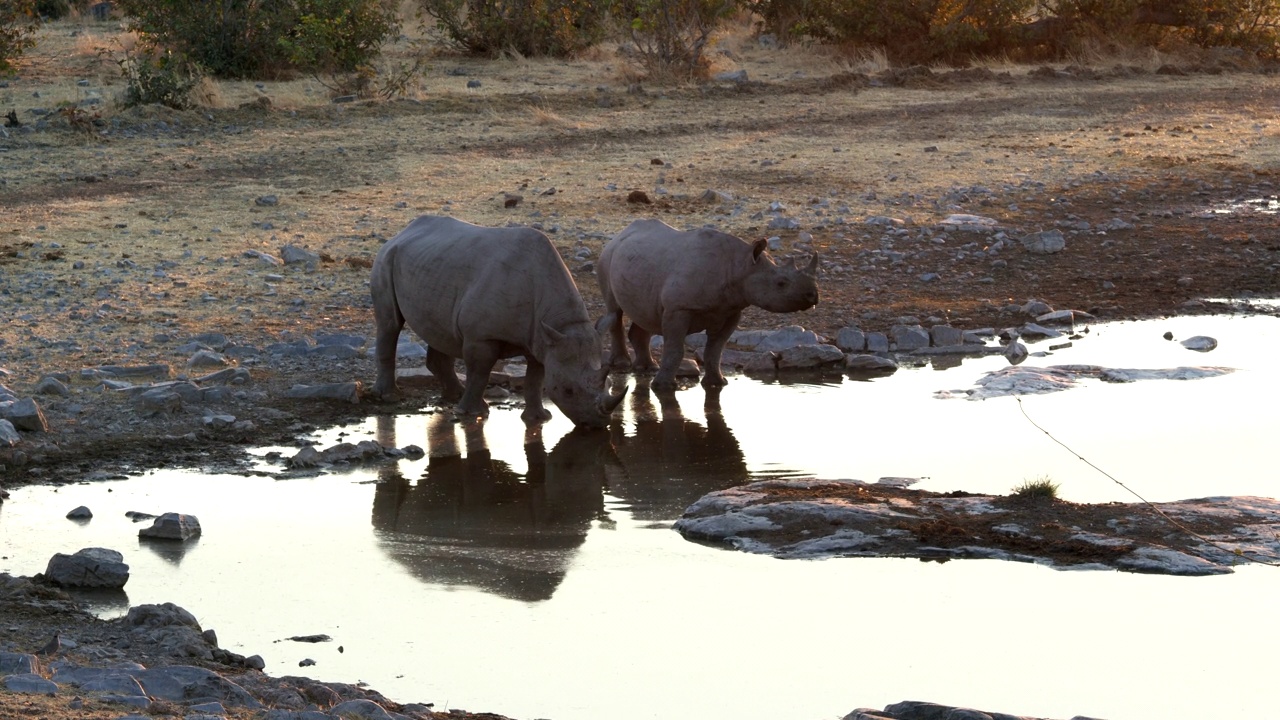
2 314 1278 720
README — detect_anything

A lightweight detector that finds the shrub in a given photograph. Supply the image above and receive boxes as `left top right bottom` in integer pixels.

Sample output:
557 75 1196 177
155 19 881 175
115 45 204 109
614 0 737 80
114 0 400 80
1012 476 1060 501
420 0 611 57
0 0 39 75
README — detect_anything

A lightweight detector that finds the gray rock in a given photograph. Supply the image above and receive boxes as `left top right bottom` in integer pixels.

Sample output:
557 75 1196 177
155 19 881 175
0 652 40 675
1021 299 1053 316
929 325 965 347
329 699 395 720
1020 229 1066 254
767 215 801 230
191 332 229 349
66 505 93 520
195 367 251 385
835 327 865 352
845 354 899 371
1036 309 1090 325
865 332 890 353
0 419 19 447
0 397 48 432
311 344 360 359
34 376 70 396
255 194 279 206
88 364 172 379
280 245 320 265
203 414 236 429
43 547 129 588
190 701 228 714
3 673 57 694
700 188 734 204
890 324 930 351
777 344 845 368
714 69 749 83
138 513 202 541
1004 341 1028 365
188 350 230 368
315 333 366 348
135 665 261 708
245 249 283 265
132 387 182 416
1180 335 1217 352
283 382 361 403
126 603 200 629
80 672 146 696
245 655 266 670
736 326 822 352
1019 322 1064 339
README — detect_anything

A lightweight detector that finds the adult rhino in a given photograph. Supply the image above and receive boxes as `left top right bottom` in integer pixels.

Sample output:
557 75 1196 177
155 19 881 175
371 215 626 427
597 218 819 391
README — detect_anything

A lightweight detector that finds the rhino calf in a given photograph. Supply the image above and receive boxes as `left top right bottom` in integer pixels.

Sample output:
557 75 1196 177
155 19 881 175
371 216 626 427
597 218 819 390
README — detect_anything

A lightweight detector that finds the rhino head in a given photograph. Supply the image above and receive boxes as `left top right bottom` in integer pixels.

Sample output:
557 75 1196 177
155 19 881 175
742 241 820 312
542 322 628 429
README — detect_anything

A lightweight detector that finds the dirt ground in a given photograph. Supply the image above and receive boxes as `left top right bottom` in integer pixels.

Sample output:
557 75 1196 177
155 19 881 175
2 13 1280 719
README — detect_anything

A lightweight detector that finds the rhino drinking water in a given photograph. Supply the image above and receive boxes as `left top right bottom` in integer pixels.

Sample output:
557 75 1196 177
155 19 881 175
371 216 626 427
597 218 819 390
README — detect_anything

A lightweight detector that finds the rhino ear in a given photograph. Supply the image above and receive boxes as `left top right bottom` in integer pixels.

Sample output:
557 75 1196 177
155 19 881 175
751 238 768 263
805 253 820 276
543 322 566 344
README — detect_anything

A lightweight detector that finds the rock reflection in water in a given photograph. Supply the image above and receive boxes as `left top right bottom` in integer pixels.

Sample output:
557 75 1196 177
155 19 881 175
605 384 751 522
371 413 611 602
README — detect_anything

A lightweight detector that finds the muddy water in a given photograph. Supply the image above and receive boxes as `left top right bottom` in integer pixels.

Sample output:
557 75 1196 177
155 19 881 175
2 314 1279 720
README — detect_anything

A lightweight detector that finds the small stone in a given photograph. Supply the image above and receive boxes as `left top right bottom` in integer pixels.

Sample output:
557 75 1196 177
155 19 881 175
466 79 482 89
254 195 278 207
66 506 93 520
1180 336 1218 352
627 190 652 204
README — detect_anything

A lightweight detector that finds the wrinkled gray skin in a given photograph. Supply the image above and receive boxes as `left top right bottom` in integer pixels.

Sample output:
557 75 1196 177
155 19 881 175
372 216 626 428
596 218 819 391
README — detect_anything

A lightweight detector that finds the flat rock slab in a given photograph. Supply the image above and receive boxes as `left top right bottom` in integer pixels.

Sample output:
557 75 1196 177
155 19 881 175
674 478 1280 576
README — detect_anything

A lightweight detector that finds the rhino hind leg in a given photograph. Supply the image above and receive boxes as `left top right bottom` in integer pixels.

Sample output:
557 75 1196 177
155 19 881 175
520 358 553 425
651 312 691 391
626 322 658 373
372 298 405 400
427 348 465 403
598 311 632 370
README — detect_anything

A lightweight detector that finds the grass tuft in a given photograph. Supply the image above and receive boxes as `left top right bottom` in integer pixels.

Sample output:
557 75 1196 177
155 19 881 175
1012 475 1060 501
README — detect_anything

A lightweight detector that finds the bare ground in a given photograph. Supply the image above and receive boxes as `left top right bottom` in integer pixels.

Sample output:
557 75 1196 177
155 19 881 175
2 15 1280 719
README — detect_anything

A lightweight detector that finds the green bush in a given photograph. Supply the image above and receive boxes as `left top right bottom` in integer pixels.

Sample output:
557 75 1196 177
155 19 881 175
114 0 400 80
615 0 737 80
0 0 39 74
115 46 203 109
420 0 610 57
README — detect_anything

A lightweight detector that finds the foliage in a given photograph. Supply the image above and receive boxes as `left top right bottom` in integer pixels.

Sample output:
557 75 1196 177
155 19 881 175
114 0 400 79
419 0 611 57
114 45 204 109
35 0 71 20
1012 476 1060 501
614 0 737 80
0 0 39 75
279 0 400 74
748 0 1279 62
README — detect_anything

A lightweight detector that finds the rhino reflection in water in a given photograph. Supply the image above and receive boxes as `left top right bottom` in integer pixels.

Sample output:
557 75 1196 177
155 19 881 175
604 384 751 522
371 413 612 603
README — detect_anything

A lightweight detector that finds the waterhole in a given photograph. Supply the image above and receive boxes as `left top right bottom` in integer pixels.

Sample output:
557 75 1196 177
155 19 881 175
2 314 1278 720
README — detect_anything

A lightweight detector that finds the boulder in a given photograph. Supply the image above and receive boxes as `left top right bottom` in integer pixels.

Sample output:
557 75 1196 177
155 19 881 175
0 419 19 447
43 547 129 589
0 398 48 432
139 513 202 541
1020 229 1066 254
777 344 845 368
283 382 361 403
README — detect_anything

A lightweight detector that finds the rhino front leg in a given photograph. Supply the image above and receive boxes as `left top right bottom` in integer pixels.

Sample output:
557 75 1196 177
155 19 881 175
652 312 692 391
456 341 501 418
627 322 658 373
520 358 553 425
598 311 632 370
427 347 464 403
700 311 741 388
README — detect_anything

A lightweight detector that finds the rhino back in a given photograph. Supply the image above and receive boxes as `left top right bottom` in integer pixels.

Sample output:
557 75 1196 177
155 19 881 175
604 219 754 331
375 216 588 356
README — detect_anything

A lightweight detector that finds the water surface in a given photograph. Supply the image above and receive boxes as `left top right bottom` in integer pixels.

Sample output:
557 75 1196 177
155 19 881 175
2 314 1278 720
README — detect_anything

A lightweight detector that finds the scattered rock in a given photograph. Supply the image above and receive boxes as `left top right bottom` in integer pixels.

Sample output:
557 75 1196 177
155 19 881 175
283 382 361 403
0 398 48 432
627 190 652 204
1180 335 1218 352
66 506 92 520
1020 229 1066 253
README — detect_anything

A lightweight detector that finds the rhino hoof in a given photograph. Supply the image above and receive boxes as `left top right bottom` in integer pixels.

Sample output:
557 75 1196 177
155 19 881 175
521 406 553 425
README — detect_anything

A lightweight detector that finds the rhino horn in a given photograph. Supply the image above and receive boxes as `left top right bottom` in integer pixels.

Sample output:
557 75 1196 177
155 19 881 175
600 384 628 414
805 253 820 276
783 255 796 268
